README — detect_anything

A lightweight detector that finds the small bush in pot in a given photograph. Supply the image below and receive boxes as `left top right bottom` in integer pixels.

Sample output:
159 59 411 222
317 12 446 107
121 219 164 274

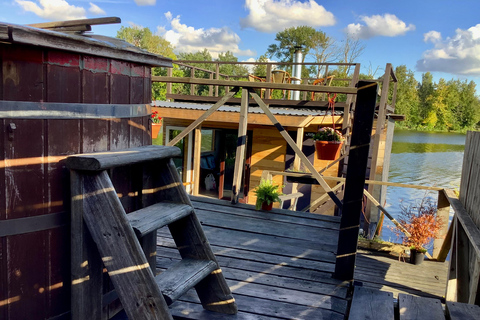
253 179 283 210
391 196 443 264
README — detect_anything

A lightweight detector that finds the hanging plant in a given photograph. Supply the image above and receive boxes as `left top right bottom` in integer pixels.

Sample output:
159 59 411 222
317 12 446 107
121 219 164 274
313 127 344 160
151 110 162 139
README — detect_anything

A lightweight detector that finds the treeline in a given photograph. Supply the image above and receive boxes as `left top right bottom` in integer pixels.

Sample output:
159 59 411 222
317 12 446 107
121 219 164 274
393 66 480 131
116 26 480 132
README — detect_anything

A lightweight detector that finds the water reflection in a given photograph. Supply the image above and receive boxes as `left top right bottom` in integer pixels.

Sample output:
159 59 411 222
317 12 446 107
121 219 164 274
392 142 464 153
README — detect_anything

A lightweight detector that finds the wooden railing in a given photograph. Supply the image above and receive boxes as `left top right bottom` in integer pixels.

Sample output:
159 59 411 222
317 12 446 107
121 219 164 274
164 61 364 100
441 131 480 305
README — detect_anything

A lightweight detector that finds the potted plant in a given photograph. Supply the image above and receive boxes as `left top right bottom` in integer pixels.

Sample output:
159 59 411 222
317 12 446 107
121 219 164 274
253 178 283 211
151 110 162 139
313 127 344 160
391 197 443 265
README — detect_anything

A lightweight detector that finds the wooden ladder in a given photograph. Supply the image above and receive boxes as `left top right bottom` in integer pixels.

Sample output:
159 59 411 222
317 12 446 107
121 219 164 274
67 145 237 320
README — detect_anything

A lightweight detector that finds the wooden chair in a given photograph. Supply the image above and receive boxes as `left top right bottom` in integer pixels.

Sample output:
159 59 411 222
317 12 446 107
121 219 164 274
270 70 291 99
311 75 335 101
248 74 266 98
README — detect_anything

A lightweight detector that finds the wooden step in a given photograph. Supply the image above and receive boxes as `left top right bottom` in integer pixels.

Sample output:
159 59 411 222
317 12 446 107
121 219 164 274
447 301 480 320
126 202 193 237
348 286 394 320
65 145 181 171
155 259 218 305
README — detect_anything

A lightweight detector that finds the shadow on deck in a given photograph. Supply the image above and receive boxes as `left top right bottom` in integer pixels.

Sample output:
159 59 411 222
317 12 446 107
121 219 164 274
152 196 448 319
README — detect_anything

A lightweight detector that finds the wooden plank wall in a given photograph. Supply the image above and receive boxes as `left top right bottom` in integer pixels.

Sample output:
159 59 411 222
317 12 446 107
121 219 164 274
249 127 287 207
0 44 152 320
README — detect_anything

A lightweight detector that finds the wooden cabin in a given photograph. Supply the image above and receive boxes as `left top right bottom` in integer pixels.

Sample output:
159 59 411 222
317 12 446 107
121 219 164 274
152 62 401 222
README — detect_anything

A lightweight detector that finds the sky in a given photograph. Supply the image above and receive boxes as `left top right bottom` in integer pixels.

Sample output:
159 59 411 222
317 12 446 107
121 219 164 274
2 0 480 86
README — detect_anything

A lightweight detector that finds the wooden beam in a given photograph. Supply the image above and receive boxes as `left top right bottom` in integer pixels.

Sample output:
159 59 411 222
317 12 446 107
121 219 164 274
231 89 249 204
153 76 358 94
334 81 377 281
28 17 121 28
193 126 202 196
436 215 454 262
167 90 238 147
433 189 451 259
250 91 343 209
165 93 347 109
365 63 392 236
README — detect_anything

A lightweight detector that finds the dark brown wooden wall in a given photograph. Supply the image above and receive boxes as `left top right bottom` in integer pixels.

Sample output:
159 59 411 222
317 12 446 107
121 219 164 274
0 43 152 320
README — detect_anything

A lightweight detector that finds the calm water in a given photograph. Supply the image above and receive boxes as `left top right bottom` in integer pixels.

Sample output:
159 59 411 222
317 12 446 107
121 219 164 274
381 130 466 243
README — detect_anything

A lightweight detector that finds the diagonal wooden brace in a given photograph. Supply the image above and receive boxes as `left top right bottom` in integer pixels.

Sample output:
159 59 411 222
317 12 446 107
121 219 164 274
249 90 343 210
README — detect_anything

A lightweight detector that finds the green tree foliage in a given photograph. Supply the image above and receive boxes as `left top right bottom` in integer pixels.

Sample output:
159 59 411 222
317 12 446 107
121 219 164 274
393 65 420 127
252 54 269 77
116 26 181 100
393 66 479 131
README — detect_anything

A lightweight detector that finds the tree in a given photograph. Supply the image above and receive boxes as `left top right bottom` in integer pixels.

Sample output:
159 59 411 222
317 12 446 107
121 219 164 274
266 26 318 63
217 51 248 77
116 26 179 100
393 65 420 128
418 72 436 128
117 26 175 59
252 54 269 77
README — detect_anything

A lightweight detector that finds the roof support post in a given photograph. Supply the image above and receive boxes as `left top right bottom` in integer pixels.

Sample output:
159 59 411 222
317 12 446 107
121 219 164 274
334 81 377 281
231 88 249 204
365 63 392 239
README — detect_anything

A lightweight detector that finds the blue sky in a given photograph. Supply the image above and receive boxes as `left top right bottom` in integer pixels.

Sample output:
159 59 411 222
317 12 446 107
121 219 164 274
2 0 480 86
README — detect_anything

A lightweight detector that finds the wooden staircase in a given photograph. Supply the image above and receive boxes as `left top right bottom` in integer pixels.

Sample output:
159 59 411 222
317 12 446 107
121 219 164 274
67 145 237 320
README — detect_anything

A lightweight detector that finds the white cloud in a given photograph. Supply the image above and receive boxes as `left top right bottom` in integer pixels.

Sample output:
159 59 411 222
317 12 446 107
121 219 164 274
160 12 255 58
240 0 335 33
424 30 441 43
134 0 155 6
345 14 415 39
15 0 86 20
417 24 480 75
89 2 105 15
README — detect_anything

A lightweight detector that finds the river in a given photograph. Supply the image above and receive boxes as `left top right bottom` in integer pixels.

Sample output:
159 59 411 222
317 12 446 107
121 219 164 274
380 129 466 243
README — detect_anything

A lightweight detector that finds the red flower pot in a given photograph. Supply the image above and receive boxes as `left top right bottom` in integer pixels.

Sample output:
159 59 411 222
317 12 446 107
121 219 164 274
315 141 343 160
151 123 162 139
261 202 273 211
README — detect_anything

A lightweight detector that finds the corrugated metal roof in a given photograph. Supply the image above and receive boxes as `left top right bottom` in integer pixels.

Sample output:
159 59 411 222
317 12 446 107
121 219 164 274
153 100 343 116
0 22 172 67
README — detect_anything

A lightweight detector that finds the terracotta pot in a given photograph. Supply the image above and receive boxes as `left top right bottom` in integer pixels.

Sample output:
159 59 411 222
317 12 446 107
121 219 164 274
151 123 162 139
261 202 273 211
315 141 343 160
409 249 425 265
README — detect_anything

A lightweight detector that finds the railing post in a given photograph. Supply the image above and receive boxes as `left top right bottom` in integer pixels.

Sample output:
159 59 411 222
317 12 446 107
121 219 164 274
215 63 219 97
334 81 378 281
265 64 272 99
190 67 196 95
166 67 172 99
434 189 451 258
209 72 213 96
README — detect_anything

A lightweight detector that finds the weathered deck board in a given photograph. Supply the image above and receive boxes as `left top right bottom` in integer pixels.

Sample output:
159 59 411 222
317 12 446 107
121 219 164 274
355 249 448 299
131 196 449 320
155 197 347 319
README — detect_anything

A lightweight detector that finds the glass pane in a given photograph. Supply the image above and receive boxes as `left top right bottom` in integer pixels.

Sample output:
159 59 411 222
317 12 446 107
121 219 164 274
169 129 185 179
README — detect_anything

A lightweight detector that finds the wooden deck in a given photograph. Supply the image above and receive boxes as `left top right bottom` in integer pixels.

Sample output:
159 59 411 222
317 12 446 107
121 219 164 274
151 196 449 319
355 249 448 300
157 196 348 319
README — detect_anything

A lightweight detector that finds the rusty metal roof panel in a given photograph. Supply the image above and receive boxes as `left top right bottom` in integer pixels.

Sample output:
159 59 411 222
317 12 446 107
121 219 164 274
152 100 343 116
0 22 172 67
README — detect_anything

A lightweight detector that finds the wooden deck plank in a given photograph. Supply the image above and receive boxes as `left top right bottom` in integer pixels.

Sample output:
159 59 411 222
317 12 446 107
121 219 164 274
355 250 448 299
348 287 394 320
158 226 337 263
398 294 445 320
191 197 341 224
194 208 339 246
446 301 480 320
157 235 337 274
